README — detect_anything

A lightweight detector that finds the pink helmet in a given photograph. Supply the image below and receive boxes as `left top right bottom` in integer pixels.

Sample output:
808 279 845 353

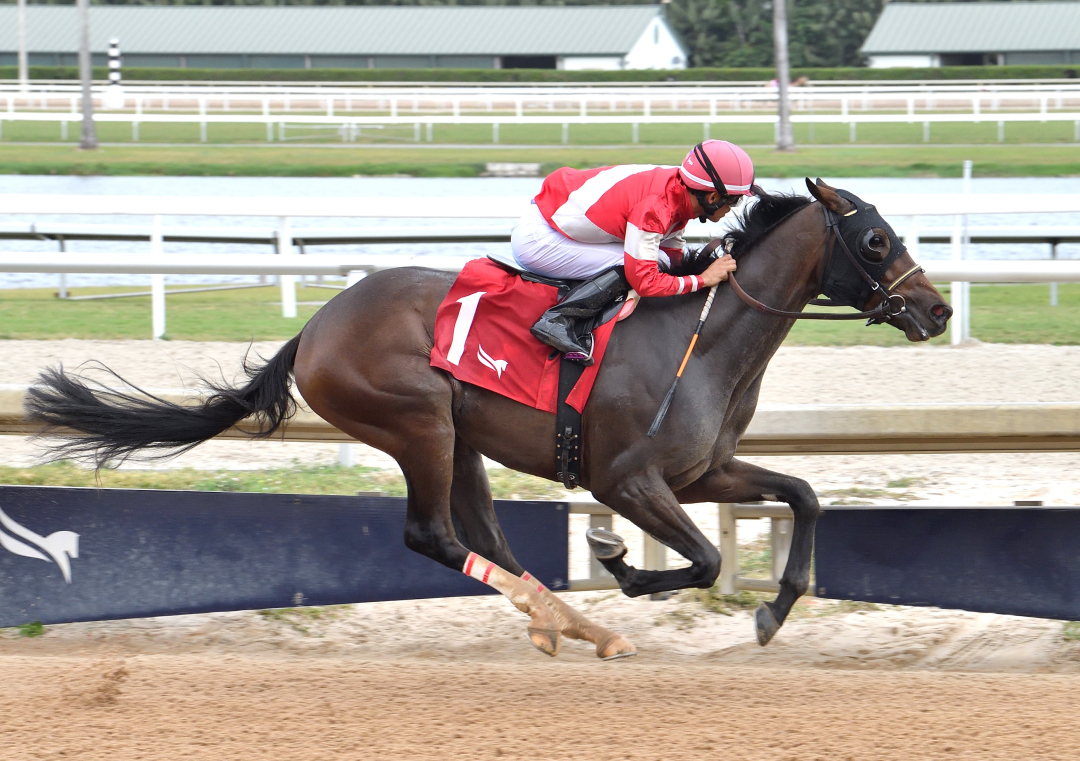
679 140 755 197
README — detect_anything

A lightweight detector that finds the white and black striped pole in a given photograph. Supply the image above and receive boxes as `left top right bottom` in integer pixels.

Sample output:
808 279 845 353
104 38 124 109
108 39 121 85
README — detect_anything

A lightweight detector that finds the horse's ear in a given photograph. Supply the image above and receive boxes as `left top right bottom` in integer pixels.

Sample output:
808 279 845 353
805 177 853 213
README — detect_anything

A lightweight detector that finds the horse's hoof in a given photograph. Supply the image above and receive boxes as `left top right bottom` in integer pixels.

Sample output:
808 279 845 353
755 601 781 647
586 527 628 561
527 627 561 657
597 633 637 661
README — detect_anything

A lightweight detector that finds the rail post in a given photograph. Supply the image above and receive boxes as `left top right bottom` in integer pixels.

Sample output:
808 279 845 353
770 517 793 581
150 215 165 340
1051 241 1059 307
643 534 667 573
718 502 737 594
903 216 919 260
589 512 614 582
950 217 967 345
277 216 297 319
57 236 67 299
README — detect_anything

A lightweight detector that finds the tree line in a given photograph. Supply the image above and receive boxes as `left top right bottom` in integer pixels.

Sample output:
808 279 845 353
7 0 1039 68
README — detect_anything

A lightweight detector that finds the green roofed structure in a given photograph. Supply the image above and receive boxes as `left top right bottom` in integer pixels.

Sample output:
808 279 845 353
861 2 1080 68
0 4 687 71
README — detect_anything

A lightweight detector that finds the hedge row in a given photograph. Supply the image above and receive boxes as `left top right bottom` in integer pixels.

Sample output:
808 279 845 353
2 65 1079 83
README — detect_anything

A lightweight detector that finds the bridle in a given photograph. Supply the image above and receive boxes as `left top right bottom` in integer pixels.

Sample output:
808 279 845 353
720 202 925 323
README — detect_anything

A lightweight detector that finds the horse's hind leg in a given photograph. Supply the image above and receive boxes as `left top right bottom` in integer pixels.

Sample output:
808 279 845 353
307 396 562 655
675 457 821 646
449 437 636 660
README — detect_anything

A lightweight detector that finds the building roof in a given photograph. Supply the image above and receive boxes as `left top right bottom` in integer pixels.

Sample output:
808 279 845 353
861 2 1080 55
0 5 668 57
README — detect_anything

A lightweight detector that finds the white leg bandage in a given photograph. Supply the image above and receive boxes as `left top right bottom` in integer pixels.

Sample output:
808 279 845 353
463 552 536 603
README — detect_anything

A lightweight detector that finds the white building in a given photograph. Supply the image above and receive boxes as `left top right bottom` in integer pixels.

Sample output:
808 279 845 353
0 5 688 71
861 2 1080 68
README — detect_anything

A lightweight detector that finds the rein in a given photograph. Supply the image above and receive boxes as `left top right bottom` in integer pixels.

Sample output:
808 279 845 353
721 203 924 322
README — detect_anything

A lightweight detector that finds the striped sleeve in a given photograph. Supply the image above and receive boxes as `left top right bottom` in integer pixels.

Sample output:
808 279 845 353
624 207 703 298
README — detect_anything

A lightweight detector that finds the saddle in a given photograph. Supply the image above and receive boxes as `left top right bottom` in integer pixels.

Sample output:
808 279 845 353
487 257 629 490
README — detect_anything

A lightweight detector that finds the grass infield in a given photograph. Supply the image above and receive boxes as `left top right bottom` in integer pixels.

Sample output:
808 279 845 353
1 141 1079 178
0 461 564 500
0 281 1076 345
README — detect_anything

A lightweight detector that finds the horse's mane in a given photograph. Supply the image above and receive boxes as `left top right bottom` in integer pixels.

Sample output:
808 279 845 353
665 188 814 277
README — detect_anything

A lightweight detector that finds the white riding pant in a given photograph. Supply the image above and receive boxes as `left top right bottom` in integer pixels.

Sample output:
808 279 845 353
510 203 624 281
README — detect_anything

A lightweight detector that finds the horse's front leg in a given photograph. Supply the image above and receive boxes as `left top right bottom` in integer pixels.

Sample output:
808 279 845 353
589 474 721 598
675 457 821 646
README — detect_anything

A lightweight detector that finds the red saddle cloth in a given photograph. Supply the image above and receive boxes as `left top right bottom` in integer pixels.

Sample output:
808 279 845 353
429 258 618 414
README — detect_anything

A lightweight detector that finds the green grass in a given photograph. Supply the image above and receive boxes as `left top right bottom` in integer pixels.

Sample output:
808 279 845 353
256 605 353 635
1064 621 1080 641
6 115 1079 149
2 141 1080 178
2 281 1076 344
0 461 569 500
0 283 326 341
16 621 45 638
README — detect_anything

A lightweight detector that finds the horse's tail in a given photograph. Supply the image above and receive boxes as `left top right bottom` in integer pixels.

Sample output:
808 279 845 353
24 333 303 469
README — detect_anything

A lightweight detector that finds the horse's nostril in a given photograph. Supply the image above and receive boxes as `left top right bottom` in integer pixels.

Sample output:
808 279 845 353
931 303 952 321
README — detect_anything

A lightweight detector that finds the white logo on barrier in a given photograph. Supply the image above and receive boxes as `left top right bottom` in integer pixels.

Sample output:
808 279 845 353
477 344 508 379
0 507 79 583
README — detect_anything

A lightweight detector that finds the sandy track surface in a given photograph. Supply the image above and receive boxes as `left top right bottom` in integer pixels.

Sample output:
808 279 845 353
4 592 1080 760
2 339 1080 757
4 656 1080 761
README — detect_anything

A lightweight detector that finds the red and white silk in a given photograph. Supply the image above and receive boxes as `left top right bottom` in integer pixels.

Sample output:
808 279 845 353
530 164 702 298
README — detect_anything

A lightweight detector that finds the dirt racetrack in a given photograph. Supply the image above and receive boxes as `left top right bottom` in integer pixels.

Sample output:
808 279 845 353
3 340 1080 758
4 592 1080 760
4 655 1080 761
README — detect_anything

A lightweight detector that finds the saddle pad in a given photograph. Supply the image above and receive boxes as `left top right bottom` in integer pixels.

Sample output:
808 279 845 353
430 258 618 414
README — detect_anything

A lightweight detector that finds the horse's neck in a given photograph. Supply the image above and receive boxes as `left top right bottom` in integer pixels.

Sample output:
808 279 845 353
737 204 824 313
700 204 824 374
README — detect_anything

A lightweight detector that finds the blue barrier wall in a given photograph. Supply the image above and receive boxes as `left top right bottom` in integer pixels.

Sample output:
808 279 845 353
816 506 1080 620
0 486 568 628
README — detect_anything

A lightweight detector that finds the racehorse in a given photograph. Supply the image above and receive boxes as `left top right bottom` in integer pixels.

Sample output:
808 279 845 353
26 179 951 660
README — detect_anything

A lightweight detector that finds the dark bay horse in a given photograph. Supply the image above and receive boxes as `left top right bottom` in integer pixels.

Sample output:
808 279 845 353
26 179 951 659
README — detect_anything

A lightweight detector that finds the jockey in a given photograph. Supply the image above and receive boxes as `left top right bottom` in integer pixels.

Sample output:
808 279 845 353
513 140 755 363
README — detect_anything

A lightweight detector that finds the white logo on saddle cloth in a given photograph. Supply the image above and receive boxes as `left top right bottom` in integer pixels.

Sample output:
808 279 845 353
0 506 79 583
477 344 508 379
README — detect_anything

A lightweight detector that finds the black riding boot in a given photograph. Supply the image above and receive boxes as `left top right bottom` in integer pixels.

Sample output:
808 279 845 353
530 269 627 366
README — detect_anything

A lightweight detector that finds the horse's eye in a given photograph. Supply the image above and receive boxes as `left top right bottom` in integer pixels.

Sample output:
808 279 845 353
859 228 888 262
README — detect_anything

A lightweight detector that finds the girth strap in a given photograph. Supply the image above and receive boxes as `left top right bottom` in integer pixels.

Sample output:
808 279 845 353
554 355 587 489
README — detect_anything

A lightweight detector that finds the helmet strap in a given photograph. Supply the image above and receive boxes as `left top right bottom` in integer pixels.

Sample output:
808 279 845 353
690 188 722 224
693 142 728 197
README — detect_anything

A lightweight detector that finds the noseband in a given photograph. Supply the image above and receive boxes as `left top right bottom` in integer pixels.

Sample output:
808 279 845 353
723 203 925 322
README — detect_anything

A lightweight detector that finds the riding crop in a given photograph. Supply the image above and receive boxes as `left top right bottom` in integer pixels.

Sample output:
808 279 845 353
646 284 719 438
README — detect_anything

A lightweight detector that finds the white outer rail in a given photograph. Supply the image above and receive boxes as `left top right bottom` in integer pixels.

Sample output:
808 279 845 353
5 193 1080 217
1 253 1078 283
2 192 1078 338
0 252 1077 342
2 109 1079 147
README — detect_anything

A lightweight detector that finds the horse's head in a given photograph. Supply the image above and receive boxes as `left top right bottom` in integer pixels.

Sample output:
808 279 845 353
805 178 952 341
